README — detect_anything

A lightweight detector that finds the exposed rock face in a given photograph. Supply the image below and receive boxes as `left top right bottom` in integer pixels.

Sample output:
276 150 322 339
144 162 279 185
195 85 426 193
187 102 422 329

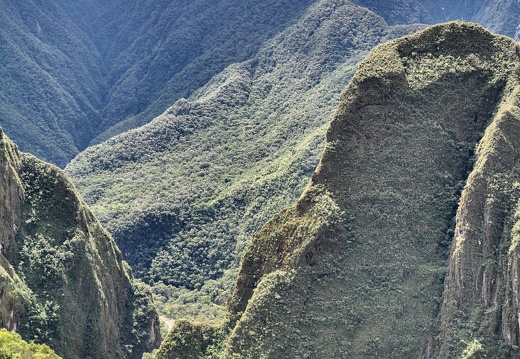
0 129 160 358
439 62 520 356
157 22 520 358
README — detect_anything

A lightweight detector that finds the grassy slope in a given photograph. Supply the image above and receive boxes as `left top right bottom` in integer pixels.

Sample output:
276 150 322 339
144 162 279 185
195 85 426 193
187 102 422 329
0 129 161 359
67 0 428 319
155 22 520 358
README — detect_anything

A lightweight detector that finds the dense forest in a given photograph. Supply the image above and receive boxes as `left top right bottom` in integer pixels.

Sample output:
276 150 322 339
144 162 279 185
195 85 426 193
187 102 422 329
2 0 520 358
65 0 520 337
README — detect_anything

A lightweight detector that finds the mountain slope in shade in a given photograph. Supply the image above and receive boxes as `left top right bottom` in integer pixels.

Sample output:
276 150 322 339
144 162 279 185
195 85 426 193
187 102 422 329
3 0 519 167
0 0 106 167
0 0 317 166
0 128 160 358
155 22 520 358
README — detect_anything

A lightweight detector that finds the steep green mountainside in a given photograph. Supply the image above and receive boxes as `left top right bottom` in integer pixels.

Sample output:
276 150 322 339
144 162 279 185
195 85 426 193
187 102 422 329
3 0 519 167
66 0 427 314
66 0 520 324
155 22 520 358
0 0 106 167
0 0 317 166
0 129 160 358
90 0 319 142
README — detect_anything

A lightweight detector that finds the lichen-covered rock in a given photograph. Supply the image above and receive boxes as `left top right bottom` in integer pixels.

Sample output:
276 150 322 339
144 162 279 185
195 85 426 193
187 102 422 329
0 129 161 358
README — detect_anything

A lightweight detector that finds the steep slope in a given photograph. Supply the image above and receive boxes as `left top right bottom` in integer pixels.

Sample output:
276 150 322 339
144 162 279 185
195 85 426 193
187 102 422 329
155 22 520 358
0 0 317 165
66 0 426 310
0 128 160 358
0 0 106 167
91 0 319 142
438 59 520 356
2 0 518 167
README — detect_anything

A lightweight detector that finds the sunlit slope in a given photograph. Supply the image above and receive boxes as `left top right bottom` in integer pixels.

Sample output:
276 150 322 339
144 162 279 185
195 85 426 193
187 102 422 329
66 1 424 300
157 22 520 358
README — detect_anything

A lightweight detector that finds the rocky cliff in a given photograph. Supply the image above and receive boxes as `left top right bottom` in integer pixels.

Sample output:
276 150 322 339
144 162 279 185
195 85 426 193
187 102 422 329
0 128 160 358
156 21 520 358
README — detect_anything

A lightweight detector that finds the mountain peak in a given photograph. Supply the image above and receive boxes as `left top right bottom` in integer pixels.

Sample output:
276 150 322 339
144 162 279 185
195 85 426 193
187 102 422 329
157 21 520 358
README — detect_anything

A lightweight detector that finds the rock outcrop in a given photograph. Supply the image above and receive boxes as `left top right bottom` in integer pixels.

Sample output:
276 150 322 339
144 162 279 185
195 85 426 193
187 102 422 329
0 128 160 358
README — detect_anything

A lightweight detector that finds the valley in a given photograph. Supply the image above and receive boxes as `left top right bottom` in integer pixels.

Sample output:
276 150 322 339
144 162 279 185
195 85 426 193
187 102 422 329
2 0 520 358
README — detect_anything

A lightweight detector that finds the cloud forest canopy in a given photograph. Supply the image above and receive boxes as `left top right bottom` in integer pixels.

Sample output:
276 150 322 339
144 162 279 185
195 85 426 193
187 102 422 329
155 21 520 358
65 0 520 330
0 0 316 166
66 0 428 316
3 0 520 357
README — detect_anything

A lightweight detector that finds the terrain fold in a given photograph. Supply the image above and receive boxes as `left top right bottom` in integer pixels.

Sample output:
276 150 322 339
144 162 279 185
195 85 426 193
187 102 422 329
0 128 160 358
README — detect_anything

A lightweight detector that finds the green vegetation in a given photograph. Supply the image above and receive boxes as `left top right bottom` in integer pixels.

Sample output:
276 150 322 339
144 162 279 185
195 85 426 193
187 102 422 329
0 130 160 358
3 0 520 357
0 0 318 166
67 1 520 342
0 329 61 359
152 22 520 358
1 0 518 168
68 0 425 325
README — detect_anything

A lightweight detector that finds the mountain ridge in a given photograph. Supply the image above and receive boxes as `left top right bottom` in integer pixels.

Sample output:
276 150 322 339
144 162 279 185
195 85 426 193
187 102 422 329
155 21 520 358
3 0 519 167
0 128 160 358
66 0 421 316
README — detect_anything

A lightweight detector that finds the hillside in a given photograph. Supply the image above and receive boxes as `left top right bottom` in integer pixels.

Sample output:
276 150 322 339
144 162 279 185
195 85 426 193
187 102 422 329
66 0 430 316
0 0 106 167
0 0 318 166
3 0 519 168
155 22 520 358
66 0 520 324
0 128 160 358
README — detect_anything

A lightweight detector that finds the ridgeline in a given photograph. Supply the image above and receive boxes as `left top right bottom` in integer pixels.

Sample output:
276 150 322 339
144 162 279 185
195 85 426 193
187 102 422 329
157 22 520 358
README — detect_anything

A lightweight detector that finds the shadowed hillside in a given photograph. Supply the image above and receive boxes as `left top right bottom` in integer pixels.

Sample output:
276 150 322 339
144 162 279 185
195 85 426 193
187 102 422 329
2 0 519 167
66 0 429 319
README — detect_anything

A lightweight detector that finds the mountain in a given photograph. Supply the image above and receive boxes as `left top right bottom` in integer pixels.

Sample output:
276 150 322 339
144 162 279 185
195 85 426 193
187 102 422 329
65 0 428 314
154 21 520 358
356 0 520 39
0 0 318 167
65 0 520 325
0 129 160 358
5 0 519 168
0 328 61 358
0 0 105 167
